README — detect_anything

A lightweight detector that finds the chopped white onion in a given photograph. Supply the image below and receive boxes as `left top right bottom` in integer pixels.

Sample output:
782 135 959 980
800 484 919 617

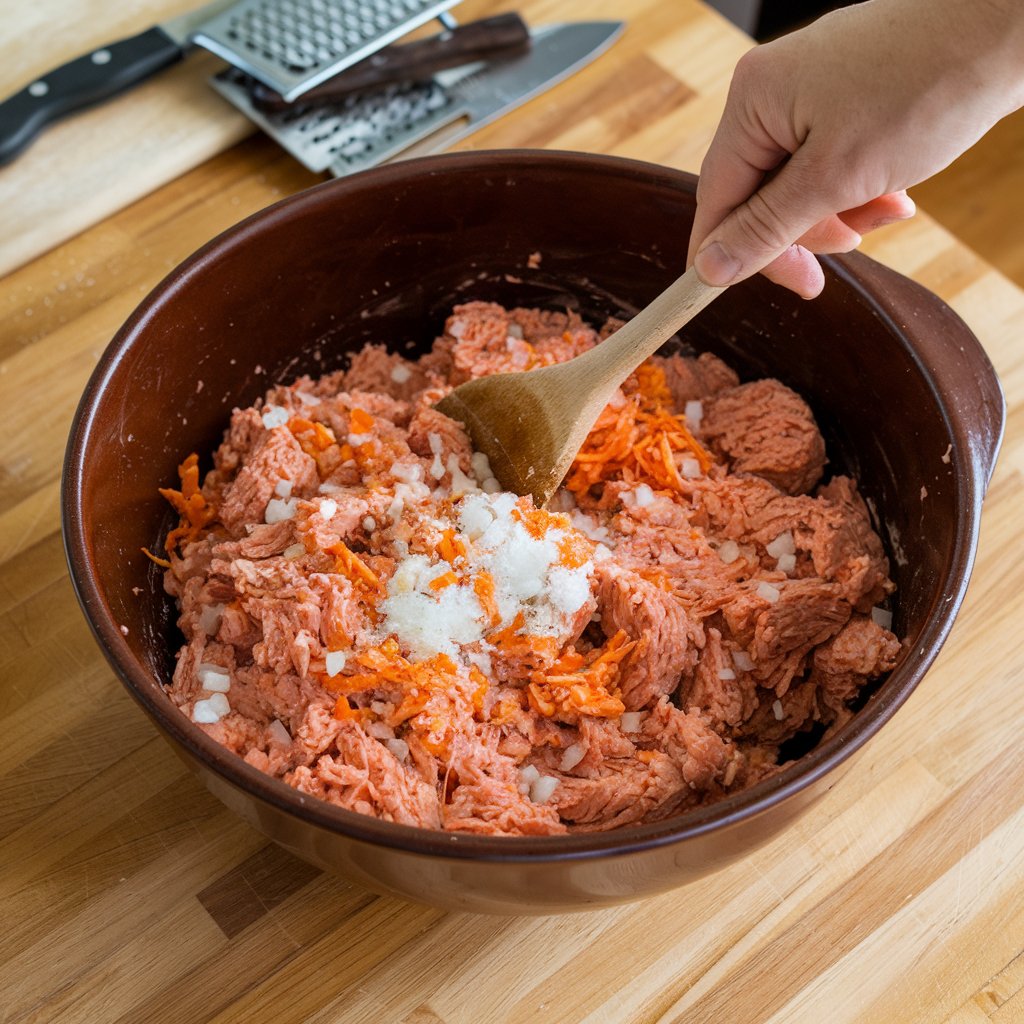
265 497 296 524
197 663 230 692
518 764 541 796
267 719 292 745
718 540 740 564
385 738 410 762
530 775 558 805
685 399 703 432
193 692 230 723
362 516 376 533
717 667 736 680
261 405 289 429
367 721 395 740
772 699 785 721
559 743 586 772
620 712 644 733
871 606 894 631
776 553 797 574
198 603 223 636
318 498 337 521
756 581 781 603
766 531 796 558
274 477 293 499
325 650 346 677
390 363 412 384
680 458 702 479
283 543 305 559
732 650 755 672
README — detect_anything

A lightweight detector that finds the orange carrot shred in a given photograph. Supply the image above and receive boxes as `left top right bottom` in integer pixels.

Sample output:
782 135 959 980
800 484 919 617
141 547 171 569
428 571 458 591
473 571 501 627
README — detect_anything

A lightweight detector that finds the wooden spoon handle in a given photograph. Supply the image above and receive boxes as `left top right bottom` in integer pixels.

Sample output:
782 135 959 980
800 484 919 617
576 266 724 393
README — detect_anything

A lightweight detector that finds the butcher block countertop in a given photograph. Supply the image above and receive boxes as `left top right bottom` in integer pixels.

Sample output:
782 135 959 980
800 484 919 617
2 0 1024 1020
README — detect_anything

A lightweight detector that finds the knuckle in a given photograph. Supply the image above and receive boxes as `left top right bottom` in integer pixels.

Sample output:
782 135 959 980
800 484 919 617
735 190 791 254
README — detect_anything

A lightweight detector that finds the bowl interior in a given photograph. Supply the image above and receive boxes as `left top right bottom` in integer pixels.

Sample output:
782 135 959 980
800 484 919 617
66 151 965 849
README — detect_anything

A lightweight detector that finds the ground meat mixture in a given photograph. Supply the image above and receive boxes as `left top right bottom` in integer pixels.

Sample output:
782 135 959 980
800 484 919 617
154 301 900 835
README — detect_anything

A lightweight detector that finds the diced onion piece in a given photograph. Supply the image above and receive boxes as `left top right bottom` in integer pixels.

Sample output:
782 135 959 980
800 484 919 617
385 738 410 762
390 363 411 384
274 477 293 498
265 497 296 524
871 606 894 631
776 553 797 574
367 721 395 740
481 477 502 494
732 650 755 672
197 663 230 692
261 405 289 429
680 457 702 479
518 764 541 795
559 743 586 771
198 603 223 636
283 543 305 559
530 775 558 805
772 699 785 721
718 540 740 564
717 667 736 680
362 516 376 532
685 399 703 431
319 498 337 520
766 531 796 558
325 650 346 677
268 719 292 745
756 581 781 603
193 692 230 723
620 712 644 733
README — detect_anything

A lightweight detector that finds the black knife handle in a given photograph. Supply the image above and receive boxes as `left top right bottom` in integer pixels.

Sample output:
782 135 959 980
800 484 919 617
0 27 183 166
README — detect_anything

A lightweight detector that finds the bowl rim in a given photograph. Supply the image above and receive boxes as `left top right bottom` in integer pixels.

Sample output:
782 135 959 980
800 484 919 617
62 148 990 861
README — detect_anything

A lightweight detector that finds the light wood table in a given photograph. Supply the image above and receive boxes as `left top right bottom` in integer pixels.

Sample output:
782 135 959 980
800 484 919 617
2 1 1023 1021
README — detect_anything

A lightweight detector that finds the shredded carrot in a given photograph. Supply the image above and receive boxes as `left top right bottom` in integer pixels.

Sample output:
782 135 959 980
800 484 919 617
349 407 375 434
157 452 216 554
557 532 593 569
288 416 336 452
637 750 657 764
468 665 489 715
326 541 382 592
141 547 172 569
428 571 458 592
473 571 501 627
332 695 359 720
564 372 713 500
438 528 467 564
633 362 673 409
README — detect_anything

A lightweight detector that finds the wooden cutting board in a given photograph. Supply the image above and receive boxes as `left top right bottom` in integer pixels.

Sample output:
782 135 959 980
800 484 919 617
2 1 1024 1022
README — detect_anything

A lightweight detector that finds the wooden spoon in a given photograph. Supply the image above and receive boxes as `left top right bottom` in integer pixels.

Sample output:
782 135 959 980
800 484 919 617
435 266 725 507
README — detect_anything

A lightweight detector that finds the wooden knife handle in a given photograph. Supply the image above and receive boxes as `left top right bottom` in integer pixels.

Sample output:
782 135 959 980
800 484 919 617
249 13 531 111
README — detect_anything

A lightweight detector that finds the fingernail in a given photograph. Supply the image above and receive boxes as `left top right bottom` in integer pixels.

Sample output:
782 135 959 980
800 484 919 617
695 242 742 286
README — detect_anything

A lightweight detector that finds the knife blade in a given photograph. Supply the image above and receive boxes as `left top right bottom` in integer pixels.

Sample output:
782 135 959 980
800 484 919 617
0 0 237 166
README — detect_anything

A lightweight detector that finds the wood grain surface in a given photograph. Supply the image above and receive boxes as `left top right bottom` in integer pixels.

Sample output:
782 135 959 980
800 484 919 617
2 1 1024 1022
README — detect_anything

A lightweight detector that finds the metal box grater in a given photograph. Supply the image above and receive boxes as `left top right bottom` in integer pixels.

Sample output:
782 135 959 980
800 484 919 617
194 0 463 101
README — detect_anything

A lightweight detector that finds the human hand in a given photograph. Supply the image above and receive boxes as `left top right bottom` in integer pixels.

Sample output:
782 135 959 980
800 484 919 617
688 0 1024 297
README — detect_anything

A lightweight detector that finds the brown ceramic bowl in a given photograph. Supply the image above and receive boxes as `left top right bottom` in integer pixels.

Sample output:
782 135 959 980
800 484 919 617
63 151 1004 914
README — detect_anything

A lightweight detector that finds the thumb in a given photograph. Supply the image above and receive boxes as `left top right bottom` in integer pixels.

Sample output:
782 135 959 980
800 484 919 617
694 153 837 288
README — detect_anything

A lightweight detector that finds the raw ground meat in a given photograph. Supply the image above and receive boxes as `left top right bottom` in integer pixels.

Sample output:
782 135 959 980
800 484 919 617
156 300 901 836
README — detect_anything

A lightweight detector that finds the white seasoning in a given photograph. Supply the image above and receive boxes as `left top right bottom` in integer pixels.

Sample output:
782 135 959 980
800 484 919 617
871 606 894 631
261 405 289 429
427 432 444 456
283 543 305 559
319 498 337 520
717 667 736 680
274 477 293 498
193 692 230 723
390 363 412 384
530 775 558 805
325 650 346 677
197 663 231 692
718 540 740 564
680 458 702 479
264 497 296 524
756 581 781 603
732 650 754 672
685 399 703 432
620 712 644 733
559 743 586 772
430 453 445 480
772 699 785 721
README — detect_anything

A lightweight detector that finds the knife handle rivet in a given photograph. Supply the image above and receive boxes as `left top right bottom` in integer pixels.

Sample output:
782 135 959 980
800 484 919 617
91 49 113 65
28 81 49 97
